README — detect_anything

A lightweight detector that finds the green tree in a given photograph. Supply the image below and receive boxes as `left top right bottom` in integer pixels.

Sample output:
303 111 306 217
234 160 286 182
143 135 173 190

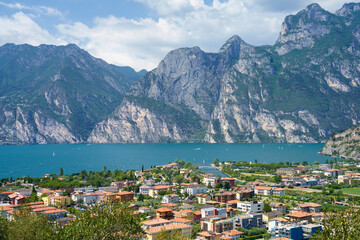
311 208 360 240
302 161 308 166
138 194 145 202
263 203 272 213
29 186 38 202
0 216 9 240
7 209 55 240
224 181 231 190
58 202 144 239
59 168 64 176
273 175 282 183
213 158 220 167
174 175 184 186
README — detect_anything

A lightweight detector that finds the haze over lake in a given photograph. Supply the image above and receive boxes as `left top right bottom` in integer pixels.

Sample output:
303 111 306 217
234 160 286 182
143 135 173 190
0 143 337 179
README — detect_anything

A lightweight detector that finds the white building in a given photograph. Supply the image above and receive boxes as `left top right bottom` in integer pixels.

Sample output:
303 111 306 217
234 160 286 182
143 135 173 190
237 201 264 213
254 186 273 196
139 185 153 195
183 184 207 195
162 194 180 204
71 191 85 202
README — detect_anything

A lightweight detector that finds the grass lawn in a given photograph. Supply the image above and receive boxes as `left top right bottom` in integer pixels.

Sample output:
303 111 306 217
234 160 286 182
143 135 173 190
342 188 360 195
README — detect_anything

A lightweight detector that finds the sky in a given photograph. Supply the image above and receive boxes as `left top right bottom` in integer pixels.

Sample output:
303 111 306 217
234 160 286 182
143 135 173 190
0 0 357 71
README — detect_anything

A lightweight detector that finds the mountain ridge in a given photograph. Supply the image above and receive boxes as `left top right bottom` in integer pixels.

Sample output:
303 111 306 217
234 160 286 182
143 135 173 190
88 2 360 144
1 2 360 144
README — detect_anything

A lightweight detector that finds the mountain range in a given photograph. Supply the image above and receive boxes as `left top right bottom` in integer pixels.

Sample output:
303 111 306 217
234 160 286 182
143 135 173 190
1 2 360 144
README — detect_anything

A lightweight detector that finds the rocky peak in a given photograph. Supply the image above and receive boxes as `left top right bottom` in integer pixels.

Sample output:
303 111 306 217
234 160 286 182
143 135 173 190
275 3 332 55
336 2 360 17
218 35 254 60
303 3 331 22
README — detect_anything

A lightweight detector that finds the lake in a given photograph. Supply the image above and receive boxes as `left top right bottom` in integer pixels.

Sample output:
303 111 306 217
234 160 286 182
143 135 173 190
0 143 335 179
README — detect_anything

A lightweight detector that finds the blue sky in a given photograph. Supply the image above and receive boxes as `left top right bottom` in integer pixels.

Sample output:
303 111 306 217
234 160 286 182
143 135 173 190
0 0 357 70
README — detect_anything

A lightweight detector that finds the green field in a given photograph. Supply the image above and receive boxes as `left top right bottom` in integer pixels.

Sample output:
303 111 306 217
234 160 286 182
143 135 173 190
342 188 360 195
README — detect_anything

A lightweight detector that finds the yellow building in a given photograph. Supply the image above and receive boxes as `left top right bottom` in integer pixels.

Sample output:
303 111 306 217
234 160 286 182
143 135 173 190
42 195 71 208
145 223 192 240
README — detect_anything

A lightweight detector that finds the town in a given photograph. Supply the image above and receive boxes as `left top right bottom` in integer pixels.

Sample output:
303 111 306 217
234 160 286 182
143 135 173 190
1 158 360 240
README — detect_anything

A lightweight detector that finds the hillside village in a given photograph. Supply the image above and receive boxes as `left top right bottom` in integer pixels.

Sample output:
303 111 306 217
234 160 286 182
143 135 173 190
1 159 360 240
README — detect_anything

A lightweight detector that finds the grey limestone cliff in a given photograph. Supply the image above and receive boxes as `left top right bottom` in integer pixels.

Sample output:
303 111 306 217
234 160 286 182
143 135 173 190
89 2 360 143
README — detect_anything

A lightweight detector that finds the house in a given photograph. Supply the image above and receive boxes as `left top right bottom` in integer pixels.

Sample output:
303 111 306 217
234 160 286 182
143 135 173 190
183 184 207 196
270 222 322 240
71 191 85 202
111 180 133 190
271 224 303 240
201 207 227 218
302 223 322 238
324 169 340 178
221 229 244 240
203 175 220 187
319 164 332 171
201 216 234 233
116 191 134 202
297 203 322 213
156 207 174 220
174 210 194 221
262 211 283 223
226 200 240 208
0 191 12 203
197 231 221 240
254 186 272 196
142 218 170 229
219 178 236 187
37 188 55 197
194 211 202 221
338 175 355 185
171 218 192 225
145 223 191 240
287 211 312 223
197 193 212 204
270 203 287 214
8 193 26 205
214 192 236 203
297 166 308 172
237 201 264 213
14 188 32 197
161 203 178 209
268 218 289 231
180 204 195 211
149 185 176 198
139 185 153 195
276 167 301 176
234 188 254 200
161 194 180 204
42 195 71 208
272 188 286 196
45 209 68 221
233 213 263 229
83 192 102 204
139 207 150 214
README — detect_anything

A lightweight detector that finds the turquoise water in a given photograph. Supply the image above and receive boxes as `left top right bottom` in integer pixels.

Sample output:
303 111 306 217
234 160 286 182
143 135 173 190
0 143 334 178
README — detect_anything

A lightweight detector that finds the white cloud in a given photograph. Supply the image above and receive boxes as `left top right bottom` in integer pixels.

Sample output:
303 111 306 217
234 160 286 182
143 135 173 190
0 1 64 17
0 0 356 71
0 12 64 46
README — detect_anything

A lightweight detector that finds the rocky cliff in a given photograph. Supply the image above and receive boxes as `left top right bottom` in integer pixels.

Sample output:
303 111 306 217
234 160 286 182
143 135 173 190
89 3 360 143
322 125 360 160
0 44 144 144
